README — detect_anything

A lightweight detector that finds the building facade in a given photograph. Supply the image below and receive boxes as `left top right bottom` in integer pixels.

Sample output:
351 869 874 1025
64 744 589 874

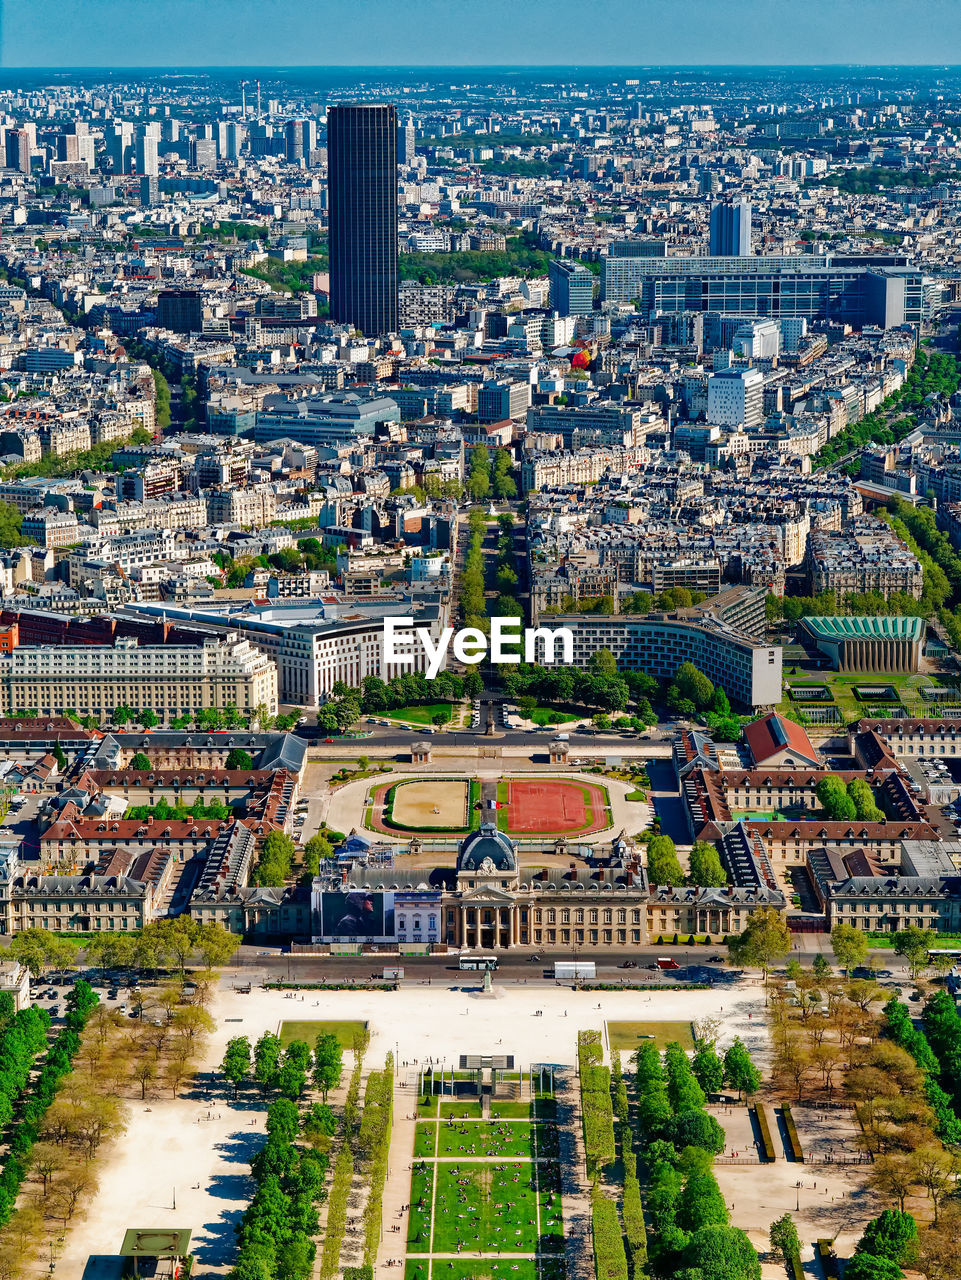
327 103 399 336
0 635 278 719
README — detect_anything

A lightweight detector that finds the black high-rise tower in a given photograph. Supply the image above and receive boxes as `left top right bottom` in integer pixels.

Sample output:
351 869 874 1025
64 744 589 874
327 103 398 336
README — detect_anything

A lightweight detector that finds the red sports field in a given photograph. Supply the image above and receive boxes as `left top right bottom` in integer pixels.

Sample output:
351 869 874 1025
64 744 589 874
504 779 609 835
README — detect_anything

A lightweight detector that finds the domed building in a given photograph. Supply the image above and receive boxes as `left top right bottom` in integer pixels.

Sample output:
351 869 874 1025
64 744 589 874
455 823 519 951
457 823 518 876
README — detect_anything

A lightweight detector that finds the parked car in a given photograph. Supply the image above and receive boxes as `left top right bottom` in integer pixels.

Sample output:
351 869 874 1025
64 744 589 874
620 960 638 969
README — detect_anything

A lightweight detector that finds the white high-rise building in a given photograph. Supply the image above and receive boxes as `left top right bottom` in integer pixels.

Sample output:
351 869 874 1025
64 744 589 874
135 123 160 176
707 366 765 430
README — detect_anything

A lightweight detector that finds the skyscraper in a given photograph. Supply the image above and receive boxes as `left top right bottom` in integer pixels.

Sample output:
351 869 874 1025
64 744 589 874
398 115 416 165
709 200 752 256
548 260 595 317
4 129 32 175
107 123 134 174
135 123 160 177
327 103 398 336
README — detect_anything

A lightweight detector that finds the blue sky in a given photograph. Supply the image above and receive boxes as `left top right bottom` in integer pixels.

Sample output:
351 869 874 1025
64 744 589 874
2 0 960 67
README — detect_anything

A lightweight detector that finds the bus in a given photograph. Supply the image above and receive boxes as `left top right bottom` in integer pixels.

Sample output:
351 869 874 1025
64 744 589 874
459 953 498 971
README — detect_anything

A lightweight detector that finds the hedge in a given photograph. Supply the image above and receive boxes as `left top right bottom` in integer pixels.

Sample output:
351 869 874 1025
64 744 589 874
751 1103 776 1162
317 1033 369 1280
578 1032 616 1178
581 982 710 992
592 1189 629 1280
781 1104 804 1162
359 1064 394 1266
264 982 397 992
621 1158 648 1277
816 1239 840 1278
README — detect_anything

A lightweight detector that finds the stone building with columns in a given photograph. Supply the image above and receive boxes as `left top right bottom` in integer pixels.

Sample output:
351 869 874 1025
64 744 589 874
304 823 783 952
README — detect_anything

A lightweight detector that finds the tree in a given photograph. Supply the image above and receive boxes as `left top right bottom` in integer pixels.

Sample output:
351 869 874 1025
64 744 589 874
848 777 884 823
668 1110 726 1155
139 708 159 729
254 831 297 887
691 1042 724 1096
689 841 728 888
816 774 858 821
313 1032 343 1100
728 906 791 989
723 1038 761 1099
769 1214 801 1265
647 834 685 887
254 1032 282 1097
673 661 714 711
52 741 67 771
589 648 618 678
196 923 241 971
302 833 332 877
464 670 483 701
278 1040 312 1100
870 1155 917 1215
9 930 50 979
831 921 869 975
894 926 935 978
226 748 254 771
130 752 152 771
843 1256 906 1280
812 953 832 981
221 1036 252 1096
857 1210 918 1266
681 1225 760 1280
678 1169 728 1231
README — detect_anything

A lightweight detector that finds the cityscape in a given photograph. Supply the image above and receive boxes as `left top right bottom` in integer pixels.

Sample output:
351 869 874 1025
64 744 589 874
2 3 961 1279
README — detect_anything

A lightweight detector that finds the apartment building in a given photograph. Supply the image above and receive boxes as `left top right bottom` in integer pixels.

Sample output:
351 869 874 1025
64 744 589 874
0 635 278 719
533 609 782 708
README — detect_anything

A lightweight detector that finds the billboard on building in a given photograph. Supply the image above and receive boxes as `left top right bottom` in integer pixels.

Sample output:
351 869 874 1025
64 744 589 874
320 891 395 941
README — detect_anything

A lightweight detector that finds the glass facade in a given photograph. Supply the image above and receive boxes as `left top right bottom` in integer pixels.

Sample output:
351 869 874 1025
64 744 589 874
327 103 398 336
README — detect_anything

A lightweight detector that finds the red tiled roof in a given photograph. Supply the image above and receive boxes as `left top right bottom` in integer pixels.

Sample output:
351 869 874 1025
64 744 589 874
743 712 820 766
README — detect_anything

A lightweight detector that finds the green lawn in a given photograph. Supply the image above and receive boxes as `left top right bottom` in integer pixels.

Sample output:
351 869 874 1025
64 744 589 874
409 1088 564 1267
489 1100 534 1119
437 1119 537 1159
407 1163 434 1253
432 1162 542 1252
866 931 961 949
386 703 453 725
780 670 945 722
607 1020 695 1052
731 810 788 822
426 1265 545 1280
414 1124 436 1158
529 706 580 727
440 1100 484 1118
278 1020 368 1049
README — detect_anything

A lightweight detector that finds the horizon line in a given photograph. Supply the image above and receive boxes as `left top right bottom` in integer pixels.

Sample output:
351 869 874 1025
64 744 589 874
3 61 961 71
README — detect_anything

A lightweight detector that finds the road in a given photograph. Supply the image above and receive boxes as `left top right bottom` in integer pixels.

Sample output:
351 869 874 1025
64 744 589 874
297 716 678 755
231 945 915 985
